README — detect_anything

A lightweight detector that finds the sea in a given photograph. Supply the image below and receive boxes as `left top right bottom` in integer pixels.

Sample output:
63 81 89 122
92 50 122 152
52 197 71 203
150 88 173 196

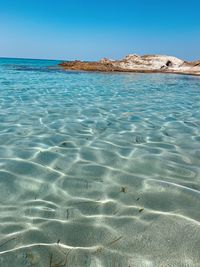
0 57 200 267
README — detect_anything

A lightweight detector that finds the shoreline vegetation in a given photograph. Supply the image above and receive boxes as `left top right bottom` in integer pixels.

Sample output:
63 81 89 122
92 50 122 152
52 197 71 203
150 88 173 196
59 54 200 76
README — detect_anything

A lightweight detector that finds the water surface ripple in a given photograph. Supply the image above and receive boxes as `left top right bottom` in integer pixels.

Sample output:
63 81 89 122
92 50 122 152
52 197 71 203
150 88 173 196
0 58 200 266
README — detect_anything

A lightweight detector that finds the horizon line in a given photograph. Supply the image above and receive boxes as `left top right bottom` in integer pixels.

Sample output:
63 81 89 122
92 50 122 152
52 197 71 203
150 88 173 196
0 54 199 63
0 56 64 61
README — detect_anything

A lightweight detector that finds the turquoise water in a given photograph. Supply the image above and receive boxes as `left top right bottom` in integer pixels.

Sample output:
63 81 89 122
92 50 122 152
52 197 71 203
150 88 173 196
0 58 200 266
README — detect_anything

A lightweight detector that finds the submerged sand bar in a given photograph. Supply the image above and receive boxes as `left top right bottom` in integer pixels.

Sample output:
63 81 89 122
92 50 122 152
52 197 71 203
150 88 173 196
59 54 200 76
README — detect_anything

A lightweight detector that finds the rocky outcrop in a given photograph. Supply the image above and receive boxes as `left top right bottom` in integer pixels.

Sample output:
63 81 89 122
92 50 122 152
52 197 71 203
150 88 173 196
59 55 200 76
190 60 200 67
59 60 124 72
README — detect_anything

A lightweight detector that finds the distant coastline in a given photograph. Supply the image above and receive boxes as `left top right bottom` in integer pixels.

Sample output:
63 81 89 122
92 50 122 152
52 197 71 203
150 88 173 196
59 54 200 76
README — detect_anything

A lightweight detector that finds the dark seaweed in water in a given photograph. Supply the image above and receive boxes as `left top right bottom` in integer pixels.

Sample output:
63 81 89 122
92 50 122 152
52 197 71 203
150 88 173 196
2 64 84 75
3 64 64 73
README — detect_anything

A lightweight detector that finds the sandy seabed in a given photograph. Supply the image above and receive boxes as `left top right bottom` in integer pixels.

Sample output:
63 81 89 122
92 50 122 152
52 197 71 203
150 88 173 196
0 59 200 266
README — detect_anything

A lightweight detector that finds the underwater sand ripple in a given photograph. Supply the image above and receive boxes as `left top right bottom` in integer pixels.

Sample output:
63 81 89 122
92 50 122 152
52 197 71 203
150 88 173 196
1 59 200 266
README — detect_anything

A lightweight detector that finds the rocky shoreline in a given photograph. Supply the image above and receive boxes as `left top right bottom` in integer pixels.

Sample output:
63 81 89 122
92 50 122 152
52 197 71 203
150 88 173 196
59 54 200 76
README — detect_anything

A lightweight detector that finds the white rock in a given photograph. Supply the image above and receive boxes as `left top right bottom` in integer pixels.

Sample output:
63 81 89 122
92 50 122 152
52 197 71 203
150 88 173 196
114 55 185 71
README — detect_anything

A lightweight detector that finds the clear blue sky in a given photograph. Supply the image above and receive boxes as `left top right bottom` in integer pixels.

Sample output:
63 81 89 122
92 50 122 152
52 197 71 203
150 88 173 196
0 0 199 61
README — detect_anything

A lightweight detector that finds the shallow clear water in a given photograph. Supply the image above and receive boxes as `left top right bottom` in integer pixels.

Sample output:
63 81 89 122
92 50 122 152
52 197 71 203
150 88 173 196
0 58 200 266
